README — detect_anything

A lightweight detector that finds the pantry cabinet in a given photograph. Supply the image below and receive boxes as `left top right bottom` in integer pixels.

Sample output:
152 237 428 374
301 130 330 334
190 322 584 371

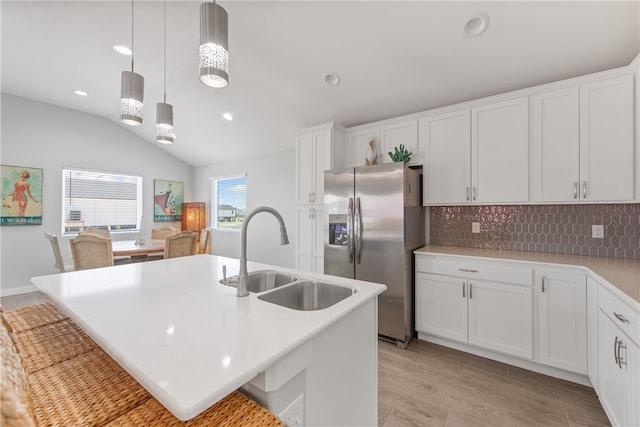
536 270 587 374
532 75 634 203
420 97 528 205
295 124 345 273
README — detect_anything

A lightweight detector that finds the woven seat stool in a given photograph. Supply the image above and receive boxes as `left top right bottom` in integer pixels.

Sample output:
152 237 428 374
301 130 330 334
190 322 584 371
1 302 283 427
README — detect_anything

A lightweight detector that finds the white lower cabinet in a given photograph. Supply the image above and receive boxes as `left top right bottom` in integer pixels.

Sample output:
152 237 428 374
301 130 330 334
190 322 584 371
416 270 533 359
536 271 587 374
587 276 600 388
598 285 640 427
468 279 533 360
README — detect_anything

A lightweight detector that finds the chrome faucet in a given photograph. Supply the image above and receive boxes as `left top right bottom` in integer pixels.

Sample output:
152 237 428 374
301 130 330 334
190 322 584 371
237 206 290 297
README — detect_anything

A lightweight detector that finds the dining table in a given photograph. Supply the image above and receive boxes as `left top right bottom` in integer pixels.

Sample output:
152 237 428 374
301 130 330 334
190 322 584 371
112 239 165 258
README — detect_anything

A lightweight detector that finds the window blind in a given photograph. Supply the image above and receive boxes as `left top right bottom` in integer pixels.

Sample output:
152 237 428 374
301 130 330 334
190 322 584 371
62 168 142 234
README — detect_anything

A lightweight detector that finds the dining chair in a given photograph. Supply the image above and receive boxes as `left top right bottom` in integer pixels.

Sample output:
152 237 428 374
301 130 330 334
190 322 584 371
164 231 197 259
151 226 179 240
45 232 74 273
79 227 111 238
70 234 114 270
198 228 210 254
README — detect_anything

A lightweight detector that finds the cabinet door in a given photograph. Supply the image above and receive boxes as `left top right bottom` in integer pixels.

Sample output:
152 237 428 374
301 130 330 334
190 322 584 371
313 130 332 204
419 110 471 204
586 277 599 388
313 207 324 273
537 271 587 374
415 273 468 342
531 88 580 202
296 134 314 204
468 279 533 359
380 120 418 165
472 97 529 203
295 206 314 272
598 312 630 427
580 75 634 202
346 128 380 168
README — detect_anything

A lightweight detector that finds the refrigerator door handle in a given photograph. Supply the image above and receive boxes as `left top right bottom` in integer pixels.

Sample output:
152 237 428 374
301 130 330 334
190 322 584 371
347 197 354 264
355 197 363 264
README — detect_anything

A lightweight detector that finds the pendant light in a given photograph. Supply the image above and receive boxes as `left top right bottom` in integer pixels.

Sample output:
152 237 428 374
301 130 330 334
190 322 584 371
199 1 229 88
120 0 144 126
157 0 175 144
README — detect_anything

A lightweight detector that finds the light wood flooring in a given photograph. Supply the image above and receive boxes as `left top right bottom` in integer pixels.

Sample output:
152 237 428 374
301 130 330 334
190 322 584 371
2 292 610 427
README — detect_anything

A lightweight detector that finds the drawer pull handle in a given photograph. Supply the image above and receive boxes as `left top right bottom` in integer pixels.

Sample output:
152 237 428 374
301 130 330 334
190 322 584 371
469 283 473 299
614 312 630 324
462 282 466 298
458 268 478 273
614 336 619 365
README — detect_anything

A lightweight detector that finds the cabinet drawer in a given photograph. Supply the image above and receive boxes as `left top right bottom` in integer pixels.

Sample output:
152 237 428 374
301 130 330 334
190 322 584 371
415 256 532 286
599 285 640 346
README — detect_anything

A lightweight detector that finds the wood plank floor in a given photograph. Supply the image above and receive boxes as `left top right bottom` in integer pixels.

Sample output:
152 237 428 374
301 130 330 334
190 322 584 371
2 292 610 426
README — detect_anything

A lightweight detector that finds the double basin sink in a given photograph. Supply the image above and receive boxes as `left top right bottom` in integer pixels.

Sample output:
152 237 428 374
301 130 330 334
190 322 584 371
220 270 356 311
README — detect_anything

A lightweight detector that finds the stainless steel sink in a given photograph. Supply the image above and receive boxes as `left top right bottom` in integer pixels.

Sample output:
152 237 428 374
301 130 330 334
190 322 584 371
258 281 356 311
220 270 297 293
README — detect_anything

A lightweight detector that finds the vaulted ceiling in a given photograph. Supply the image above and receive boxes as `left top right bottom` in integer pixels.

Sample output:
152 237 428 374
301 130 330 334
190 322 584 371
2 1 639 167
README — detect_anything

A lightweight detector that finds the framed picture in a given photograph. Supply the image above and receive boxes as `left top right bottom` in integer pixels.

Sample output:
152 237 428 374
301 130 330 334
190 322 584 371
154 179 183 222
1 164 43 226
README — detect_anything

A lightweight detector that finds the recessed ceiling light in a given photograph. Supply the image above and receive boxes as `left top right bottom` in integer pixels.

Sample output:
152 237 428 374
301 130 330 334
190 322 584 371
113 45 132 56
323 72 340 86
74 90 88 96
464 13 490 37
223 113 234 121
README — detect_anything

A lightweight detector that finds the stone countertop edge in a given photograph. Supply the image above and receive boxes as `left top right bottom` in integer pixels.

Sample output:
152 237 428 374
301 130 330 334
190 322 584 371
415 245 640 306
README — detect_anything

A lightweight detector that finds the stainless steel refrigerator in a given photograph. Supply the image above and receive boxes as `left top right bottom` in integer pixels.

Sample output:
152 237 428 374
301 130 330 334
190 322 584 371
324 162 424 347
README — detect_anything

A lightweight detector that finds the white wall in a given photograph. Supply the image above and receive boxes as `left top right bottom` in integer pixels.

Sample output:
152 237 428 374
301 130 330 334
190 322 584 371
193 149 295 269
0 94 192 295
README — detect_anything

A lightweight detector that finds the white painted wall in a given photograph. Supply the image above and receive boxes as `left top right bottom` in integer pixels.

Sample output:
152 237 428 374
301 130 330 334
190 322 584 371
193 149 295 269
0 94 192 295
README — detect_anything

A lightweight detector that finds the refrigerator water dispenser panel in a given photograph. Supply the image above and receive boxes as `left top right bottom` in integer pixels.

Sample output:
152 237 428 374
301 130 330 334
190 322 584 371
328 214 348 246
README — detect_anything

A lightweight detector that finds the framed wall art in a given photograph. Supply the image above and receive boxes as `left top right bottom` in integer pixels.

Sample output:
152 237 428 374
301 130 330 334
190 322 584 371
154 179 183 222
1 164 43 226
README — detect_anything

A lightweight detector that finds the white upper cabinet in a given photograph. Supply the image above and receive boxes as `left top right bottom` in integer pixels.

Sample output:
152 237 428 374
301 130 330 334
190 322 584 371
345 128 380 168
296 125 345 205
420 110 471 204
380 120 418 165
531 87 581 202
579 75 634 202
472 97 529 204
532 75 634 203
421 98 528 205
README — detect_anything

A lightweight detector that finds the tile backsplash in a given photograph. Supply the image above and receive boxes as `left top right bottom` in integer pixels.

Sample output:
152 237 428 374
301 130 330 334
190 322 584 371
430 204 640 259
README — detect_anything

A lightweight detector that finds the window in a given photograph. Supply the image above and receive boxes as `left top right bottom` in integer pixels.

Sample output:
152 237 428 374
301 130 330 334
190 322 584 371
62 168 142 235
212 174 246 230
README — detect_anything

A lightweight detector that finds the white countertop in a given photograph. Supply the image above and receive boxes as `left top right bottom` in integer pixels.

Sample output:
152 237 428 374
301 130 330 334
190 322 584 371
31 254 386 421
415 246 640 305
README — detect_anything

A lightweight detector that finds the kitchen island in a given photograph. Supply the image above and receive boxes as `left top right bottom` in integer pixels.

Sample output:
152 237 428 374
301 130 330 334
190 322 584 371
31 254 386 425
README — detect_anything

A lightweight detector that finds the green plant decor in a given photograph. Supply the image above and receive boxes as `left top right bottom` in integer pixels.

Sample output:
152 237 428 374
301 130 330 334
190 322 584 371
388 144 412 163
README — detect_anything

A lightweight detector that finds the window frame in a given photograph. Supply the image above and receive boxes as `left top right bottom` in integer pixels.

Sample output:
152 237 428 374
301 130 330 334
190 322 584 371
210 173 247 232
61 167 143 236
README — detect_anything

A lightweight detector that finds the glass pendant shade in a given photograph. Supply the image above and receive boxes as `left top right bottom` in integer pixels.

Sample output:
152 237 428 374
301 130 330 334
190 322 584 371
199 2 229 88
120 70 144 126
156 102 175 144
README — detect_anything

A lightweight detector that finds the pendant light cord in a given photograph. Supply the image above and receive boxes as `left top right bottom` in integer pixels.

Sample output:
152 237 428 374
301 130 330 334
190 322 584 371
130 0 135 72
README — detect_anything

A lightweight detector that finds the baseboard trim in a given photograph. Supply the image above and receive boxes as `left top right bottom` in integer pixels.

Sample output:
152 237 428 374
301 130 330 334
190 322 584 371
417 332 592 387
0 284 39 297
